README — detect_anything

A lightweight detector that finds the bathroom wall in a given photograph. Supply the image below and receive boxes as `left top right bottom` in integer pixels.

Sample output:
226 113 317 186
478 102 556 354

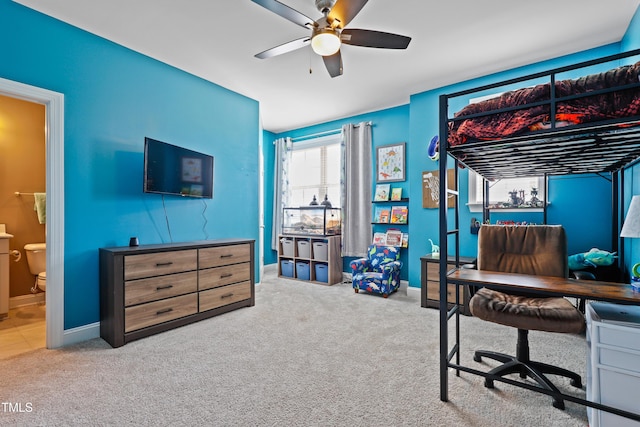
0 94 47 297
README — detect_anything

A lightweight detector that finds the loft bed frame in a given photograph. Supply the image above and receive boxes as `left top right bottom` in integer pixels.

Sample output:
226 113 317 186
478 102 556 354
437 48 640 422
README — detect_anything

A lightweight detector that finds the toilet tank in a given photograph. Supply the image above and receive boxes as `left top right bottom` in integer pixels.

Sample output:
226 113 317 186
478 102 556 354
24 243 46 275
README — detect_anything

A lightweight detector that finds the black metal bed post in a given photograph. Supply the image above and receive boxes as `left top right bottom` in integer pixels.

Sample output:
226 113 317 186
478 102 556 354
615 170 624 280
543 173 548 225
483 179 489 224
438 94 450 402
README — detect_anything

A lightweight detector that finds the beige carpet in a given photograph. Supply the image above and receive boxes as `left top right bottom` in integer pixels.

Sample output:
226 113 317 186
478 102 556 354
0 268 589 426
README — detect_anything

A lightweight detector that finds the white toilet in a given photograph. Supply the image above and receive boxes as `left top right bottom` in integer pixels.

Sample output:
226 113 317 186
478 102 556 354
24 243 46 292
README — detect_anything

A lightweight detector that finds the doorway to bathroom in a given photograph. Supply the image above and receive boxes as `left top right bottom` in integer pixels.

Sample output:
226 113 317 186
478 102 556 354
0 77 64 350
0 94 45 358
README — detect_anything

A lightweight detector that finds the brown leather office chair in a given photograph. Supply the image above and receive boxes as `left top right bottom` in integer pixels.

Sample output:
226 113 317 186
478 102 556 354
469 225 585 410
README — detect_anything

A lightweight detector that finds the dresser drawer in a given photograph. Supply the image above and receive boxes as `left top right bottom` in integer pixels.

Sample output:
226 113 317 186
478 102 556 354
199 262 251 291
598 368 640 426
199 244 251 269
427 279 462 304
426 262 457 282
124 250 197 280
125 293 198 333
600 325 640 352
599 347 640 373
199 281 252 312
125 271 198 306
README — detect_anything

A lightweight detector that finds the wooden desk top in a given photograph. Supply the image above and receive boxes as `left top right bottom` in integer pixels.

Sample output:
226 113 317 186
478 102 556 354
448 269 640 305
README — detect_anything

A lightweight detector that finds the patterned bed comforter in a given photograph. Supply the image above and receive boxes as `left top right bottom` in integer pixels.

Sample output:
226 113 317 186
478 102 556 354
448 61 640 146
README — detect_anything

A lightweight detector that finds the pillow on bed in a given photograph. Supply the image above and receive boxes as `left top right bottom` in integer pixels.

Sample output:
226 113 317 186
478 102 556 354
568 248 617 271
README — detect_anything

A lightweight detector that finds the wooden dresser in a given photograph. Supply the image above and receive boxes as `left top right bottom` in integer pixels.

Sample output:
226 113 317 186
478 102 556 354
420 254 475 316
100 239 254 348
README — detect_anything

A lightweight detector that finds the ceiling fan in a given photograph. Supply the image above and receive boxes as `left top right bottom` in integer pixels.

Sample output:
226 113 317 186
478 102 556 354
251 0 411 77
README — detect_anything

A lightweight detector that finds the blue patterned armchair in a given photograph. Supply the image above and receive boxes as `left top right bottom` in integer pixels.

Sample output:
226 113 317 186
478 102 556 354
350 245 402 298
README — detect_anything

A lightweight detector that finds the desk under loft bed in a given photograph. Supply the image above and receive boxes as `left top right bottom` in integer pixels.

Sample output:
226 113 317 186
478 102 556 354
437 48 640 421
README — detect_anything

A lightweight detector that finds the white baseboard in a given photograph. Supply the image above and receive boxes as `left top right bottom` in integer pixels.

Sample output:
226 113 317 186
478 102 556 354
9 293 45 309
62 322 100 347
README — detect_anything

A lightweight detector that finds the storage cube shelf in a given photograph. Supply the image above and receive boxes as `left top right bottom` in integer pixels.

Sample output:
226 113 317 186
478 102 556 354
278 235 342 285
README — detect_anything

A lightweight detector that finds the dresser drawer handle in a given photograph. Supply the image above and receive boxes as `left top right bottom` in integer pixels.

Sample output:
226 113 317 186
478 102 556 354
156 308 173 315
220 273 233 278
220 293 234 299
156 262 174 267
156 285 174 290
220 254 234 258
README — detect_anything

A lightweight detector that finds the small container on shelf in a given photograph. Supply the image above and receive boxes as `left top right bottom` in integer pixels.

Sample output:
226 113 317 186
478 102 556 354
312 241 328 261
296 261 310 280
315 263 329 283
280 260 294 277
297 240 311 258
280 237 295 257
282 206 341 236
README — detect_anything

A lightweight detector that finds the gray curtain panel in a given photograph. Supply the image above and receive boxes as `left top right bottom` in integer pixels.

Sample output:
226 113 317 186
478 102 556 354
271 137 292 250
340 123 372 257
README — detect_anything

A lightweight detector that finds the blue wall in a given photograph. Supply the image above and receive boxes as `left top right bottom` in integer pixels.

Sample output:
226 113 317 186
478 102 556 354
0 1 260 329
265 6 640 288
266 105 410 275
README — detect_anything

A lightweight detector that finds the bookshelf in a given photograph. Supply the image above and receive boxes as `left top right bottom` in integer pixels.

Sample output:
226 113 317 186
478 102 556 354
371 198 409 249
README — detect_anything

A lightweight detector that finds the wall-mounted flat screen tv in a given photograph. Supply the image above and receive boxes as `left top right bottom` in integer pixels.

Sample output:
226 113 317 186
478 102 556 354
143 137 214 199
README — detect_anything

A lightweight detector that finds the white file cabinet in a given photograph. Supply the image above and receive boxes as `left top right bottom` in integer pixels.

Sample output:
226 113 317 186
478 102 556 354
586 302 640 427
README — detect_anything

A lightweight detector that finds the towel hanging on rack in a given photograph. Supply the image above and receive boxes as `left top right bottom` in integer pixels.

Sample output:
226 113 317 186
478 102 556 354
33 193 46 224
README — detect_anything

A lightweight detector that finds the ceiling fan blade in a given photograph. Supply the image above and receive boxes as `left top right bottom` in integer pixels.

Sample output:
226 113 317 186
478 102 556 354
328 0 368 28
255 37 311 59
341 29 411 49
251 0 315 29
322 51 343 78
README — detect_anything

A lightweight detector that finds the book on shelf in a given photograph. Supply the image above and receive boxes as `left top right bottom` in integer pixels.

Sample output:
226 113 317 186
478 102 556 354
390 206 408 224
372 232 387 245
385 229 403 247
373 206 390 223
391 187 403 201
374 184 391 201
401 233 409 248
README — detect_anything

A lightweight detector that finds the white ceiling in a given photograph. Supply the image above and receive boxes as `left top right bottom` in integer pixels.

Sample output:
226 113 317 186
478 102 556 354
13 0 640 133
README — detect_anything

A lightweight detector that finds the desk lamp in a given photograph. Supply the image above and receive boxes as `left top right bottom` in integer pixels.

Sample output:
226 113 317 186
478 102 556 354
620 195 640 291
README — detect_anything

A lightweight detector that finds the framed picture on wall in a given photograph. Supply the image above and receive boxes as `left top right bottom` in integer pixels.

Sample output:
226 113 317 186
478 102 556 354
377 143 406 183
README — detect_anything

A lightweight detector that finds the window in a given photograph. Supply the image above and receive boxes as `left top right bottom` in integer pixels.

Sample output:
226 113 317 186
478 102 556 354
468 171 545 212
288 134 341 208
464 92 546 212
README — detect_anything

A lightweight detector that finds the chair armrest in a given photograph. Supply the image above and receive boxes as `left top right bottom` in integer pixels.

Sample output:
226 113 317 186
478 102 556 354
350 258 370 274
379 260 403 275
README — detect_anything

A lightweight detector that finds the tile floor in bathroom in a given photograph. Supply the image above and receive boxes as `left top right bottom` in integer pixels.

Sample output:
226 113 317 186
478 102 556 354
0 304 46 360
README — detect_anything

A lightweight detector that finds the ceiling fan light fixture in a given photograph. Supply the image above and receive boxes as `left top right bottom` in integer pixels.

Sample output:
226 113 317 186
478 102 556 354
311 28 341 56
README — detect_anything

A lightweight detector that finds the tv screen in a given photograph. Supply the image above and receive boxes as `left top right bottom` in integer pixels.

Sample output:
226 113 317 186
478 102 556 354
143 137 214 199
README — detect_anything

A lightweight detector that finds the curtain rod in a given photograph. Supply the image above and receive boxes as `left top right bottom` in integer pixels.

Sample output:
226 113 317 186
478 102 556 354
290 121 373 143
